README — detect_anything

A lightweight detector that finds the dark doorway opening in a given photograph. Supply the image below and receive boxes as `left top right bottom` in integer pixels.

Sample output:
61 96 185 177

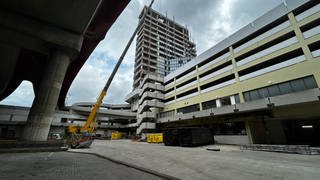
283 119 320 146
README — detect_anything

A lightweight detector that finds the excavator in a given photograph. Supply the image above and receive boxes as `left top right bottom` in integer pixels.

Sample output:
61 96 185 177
67 0 155 148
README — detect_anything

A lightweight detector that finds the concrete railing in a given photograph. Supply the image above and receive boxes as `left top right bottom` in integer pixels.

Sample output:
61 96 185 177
136 122 156 134
198 52 229 71
71 103 136 118
175 70 196 83
138 91 164 105
239 55 306 81
234 20 290 53
311 49 320 58
136 111 155 125
125 88 142 102
200 79 236 94
138 100 164 114
303 25 320 39
158 88 320 123
140 83 164 95
140 74 164 87
295 3 320 22
236 37 298 66
199 65 233 82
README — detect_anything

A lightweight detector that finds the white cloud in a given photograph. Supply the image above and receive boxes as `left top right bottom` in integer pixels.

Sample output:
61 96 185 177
0 81 35 107
94 1 144 67
67 51 134 105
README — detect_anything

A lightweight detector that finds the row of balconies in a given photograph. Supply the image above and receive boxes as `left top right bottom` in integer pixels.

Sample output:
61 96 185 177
133 74 165 134
144 17 186 37
138 91 164 105
137 100 164 114
144 16 186 37
140 82 164 95
139 74 164 88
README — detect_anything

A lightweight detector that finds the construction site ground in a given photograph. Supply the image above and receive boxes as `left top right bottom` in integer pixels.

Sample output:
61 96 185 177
0 151 164 180
70 139 320 180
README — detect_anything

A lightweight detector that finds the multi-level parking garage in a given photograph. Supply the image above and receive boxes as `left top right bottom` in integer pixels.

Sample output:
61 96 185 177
150 0 320 145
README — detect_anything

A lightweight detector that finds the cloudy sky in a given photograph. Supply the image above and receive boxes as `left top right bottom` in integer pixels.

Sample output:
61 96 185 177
1 0 283 107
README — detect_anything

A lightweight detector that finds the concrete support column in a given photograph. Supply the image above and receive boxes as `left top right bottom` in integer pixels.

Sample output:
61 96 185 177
22 50 70 141
245 120 253 144
216 99 222 108
313 72 320 88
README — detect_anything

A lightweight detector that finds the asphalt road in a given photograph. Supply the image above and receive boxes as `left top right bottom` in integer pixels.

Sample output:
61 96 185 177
0 151 164 180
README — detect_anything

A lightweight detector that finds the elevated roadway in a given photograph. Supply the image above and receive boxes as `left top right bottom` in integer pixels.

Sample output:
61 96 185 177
0 0 130 141
71 102 136 119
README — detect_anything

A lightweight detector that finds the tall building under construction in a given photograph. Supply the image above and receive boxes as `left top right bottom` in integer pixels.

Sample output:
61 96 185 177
133 6 196 88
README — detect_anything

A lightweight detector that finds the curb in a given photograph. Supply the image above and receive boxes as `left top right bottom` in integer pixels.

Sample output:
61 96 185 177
68 151 181 180
0 147 68 153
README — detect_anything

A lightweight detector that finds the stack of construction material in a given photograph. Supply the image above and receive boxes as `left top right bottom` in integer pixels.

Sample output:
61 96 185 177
163 127 214 147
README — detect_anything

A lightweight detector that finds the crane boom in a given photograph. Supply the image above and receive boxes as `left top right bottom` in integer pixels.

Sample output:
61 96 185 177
80 0 155 132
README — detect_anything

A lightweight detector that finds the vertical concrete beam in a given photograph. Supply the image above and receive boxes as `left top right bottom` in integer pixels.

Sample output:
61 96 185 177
229 46 245 103
313 72 320 88
195 65 203 111
195 65 201 92
287 12 313 60
247 119 268 144
21 50 70 141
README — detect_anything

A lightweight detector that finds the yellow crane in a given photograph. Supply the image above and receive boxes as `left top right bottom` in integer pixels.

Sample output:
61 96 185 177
67 0 155 148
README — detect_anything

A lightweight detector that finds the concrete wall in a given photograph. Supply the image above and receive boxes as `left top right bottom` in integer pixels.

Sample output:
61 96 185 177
215 135 249 145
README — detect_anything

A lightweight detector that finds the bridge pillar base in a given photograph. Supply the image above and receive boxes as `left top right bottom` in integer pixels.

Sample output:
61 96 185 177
21 50 70 141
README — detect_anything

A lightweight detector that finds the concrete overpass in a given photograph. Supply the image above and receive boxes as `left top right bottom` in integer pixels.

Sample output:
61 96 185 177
0 104 136 139
0 0 130 141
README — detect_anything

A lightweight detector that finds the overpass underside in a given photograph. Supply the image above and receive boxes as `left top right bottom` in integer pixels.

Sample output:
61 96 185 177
0 0 130 141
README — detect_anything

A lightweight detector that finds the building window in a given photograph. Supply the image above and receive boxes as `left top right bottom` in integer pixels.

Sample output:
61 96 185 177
243 76 318 101
220 96 232 106
159 110 175 118
278 82 291 94
234 94 240 104
304 76 318 89
202 100 216 110
258 88 269 98
267 85 281 97
177 104 200 114
249 90 260 101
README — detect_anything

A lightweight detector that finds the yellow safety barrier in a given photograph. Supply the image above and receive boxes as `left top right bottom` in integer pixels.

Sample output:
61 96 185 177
111 131 125 140
147 133 163 143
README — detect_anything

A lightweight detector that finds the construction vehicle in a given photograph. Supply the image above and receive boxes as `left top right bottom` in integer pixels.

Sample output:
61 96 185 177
66 0 155 148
